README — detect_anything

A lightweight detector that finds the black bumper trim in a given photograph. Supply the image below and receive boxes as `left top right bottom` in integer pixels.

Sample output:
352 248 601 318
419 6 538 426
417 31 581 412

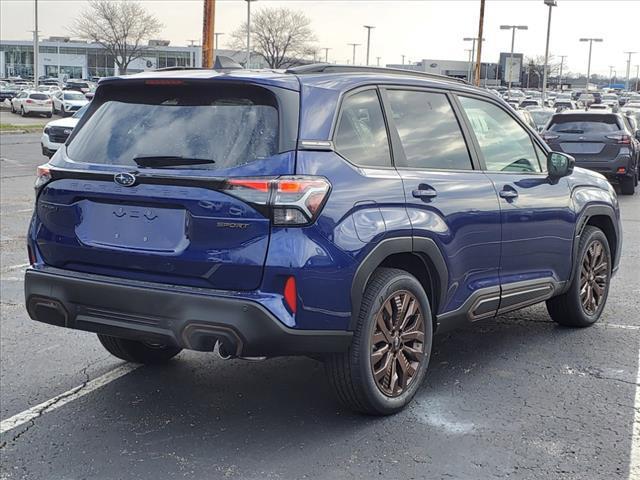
25 268 353 357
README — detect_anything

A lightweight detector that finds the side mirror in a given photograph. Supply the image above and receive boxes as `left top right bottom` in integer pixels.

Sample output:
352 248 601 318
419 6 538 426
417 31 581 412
547 152 575 180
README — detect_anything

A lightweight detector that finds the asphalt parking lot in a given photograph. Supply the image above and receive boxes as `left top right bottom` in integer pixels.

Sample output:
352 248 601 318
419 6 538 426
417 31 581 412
0 132 639 480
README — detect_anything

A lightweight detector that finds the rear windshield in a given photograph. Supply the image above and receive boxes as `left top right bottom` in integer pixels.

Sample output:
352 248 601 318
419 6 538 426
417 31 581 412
548 115 621 133
64 92 86 101
67 84 279 170
29 93 49 100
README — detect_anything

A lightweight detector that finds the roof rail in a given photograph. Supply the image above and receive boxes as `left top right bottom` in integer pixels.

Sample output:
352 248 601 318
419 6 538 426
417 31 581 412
285 63 468 84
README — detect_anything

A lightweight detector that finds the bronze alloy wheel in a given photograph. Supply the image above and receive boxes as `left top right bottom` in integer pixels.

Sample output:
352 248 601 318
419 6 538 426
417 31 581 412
580 239 609 315
371 290 425 397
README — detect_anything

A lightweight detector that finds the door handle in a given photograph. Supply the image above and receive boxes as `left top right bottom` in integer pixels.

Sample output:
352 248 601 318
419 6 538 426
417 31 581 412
412 188 438 200
499 187 519 200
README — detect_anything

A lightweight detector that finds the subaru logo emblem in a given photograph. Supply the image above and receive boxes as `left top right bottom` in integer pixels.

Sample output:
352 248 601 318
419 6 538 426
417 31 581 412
114 172 136 187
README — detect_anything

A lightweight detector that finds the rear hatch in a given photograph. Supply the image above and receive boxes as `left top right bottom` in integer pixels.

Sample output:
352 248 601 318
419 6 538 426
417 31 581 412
543 113 625 162
35 78 299 290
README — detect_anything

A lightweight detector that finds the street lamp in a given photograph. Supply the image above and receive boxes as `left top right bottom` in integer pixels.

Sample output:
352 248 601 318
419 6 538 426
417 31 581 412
624 52 637 91
608 66 616 87
245 0 257 68
348 43 361 66
541 0 557 102
401 54 406 65
465 49 474 82
464 36 485 83
322 47 331 63
500 25 528 98
364 25 375 66
557 55 567 89
579 37 603 90
376 56 381 66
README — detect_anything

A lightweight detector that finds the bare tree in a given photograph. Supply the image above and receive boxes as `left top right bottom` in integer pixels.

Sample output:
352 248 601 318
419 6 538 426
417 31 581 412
72 0 162 75
230 7 316 68
525 55 561 82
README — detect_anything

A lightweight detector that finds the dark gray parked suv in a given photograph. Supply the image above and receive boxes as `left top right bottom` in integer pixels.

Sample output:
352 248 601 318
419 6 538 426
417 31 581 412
543 111 640 194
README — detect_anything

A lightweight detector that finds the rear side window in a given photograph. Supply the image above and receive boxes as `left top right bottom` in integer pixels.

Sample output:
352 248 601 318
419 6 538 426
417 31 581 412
548 115 621 133
29 93 49 100
334 89 391 167
67 84 279 170
386 90 472 170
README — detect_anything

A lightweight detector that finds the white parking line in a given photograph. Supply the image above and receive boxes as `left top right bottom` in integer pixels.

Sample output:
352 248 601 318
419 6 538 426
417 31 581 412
629 346 640 480
0 263 28 273
0 364 139 435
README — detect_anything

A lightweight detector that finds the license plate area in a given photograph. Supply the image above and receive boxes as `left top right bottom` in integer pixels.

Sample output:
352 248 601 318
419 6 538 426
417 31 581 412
560 142 605 155
76 201 189 253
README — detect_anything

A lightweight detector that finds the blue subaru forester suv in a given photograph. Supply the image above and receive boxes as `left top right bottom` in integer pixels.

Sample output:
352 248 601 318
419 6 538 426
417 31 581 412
25 64 622 415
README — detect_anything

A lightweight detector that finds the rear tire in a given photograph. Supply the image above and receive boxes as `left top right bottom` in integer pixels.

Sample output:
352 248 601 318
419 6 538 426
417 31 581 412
620 175 635 195
546 226 612 327
20 106 26 117
325 268 433 415
97 334 182 365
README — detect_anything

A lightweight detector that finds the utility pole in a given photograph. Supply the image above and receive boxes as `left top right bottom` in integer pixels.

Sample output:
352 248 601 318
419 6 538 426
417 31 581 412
609 66 615 87
579 38 603 90
624 51 636 91
500 25 528 98
33 0 39 86
376 56 381 66
401 54 406 65
348 43 361 66
541 0 557 104
558 55 567 89
323 47 331 63
473 0 486 86
364 25 375 66
201 0 215 68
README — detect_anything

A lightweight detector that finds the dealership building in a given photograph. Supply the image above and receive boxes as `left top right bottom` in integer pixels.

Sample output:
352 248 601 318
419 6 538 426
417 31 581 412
0 38 262 80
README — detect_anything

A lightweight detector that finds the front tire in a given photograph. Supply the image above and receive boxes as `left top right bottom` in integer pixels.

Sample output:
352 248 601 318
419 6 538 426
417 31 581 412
97 334 182 365
546 226 612 327
325 268 433 415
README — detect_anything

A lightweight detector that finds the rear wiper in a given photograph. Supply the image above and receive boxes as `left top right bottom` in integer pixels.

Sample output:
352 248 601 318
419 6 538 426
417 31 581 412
556 129 584 134
132 156 215 168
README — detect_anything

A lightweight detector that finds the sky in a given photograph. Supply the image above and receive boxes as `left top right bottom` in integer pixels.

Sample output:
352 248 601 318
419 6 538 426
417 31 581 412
0 0 638 77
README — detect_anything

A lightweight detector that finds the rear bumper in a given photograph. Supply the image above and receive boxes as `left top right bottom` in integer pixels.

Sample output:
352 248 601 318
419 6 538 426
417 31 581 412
24 267 352 357
575 155 635 180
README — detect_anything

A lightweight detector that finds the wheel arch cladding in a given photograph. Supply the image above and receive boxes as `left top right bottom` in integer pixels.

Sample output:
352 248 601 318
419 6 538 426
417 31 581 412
349 237 448 330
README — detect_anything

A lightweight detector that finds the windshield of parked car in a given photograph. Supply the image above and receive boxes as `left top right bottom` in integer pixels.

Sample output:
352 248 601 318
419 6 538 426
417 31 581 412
548 114 621 133
63 92 86 101
67 84 279 171
72 104 89 119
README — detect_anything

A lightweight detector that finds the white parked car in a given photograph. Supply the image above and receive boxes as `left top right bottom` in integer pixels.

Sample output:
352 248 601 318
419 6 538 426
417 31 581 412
52 90 89 116
10 91 53 117
41 104 88 157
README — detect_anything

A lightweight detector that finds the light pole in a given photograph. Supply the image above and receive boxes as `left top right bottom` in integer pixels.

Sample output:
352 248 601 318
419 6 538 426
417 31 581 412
348 43 361 66
401 54 406 65
636 64 639 92
464 37 485 83
579 38 603 90
33 0 39 86
557 55 567 89
323 47 331 63
376 56 381 66
541 0 557 103
245 0 257 68
500 25 528 98
465 48 474 82
624 52 636 91
364 25 375 66
608 66 615 87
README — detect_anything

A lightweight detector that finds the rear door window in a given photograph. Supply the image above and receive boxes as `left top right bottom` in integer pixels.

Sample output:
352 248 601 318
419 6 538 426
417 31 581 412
67 84 280 170
548 115 621 133
386 89 473 170
334 89 391 167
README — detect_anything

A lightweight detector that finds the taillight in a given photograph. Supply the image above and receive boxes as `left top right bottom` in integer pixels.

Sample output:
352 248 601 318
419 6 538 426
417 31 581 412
224 176 331 226
26 99 34 104
605 134 631 144
35 164 52 192
27 244 36 265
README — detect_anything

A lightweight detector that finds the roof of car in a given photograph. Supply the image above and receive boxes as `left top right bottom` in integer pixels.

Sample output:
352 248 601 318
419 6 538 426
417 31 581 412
98 64 490 97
